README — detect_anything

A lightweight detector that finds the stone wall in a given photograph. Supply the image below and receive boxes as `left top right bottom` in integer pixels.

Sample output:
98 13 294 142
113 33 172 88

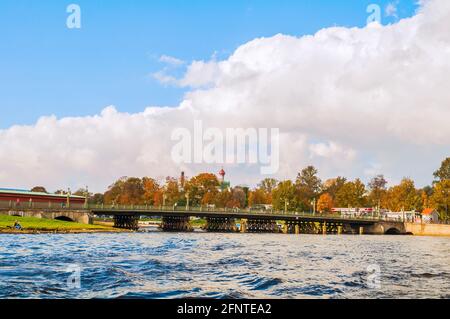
1 210 92 225
405 222 450 236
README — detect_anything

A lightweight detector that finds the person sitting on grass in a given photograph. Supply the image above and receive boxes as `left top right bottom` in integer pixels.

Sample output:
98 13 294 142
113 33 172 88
13 220 22 230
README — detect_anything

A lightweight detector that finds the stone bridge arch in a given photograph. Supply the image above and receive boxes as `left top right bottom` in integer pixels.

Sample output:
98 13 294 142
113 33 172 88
54 215 75 222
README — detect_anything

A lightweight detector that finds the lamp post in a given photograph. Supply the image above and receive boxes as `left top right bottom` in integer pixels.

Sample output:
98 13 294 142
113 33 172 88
284 199 289 213
185 192 190 211
84 185 89 208
67 188 71 208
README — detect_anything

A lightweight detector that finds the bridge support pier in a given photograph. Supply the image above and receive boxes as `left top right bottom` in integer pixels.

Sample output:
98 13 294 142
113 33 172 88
161 216 193 232
114 214 139 230
205 217 237 232
246 219 278 233
285 221 343 235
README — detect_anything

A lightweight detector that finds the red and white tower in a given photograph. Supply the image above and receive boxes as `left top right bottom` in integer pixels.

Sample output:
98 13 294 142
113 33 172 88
219 168 226 183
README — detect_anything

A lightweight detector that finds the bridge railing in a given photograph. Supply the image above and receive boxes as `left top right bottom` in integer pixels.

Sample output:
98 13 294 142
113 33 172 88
86 204 398 222
0 199 401 222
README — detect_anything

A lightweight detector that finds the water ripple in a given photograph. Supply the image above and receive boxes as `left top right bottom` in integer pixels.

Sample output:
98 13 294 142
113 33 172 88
0 233 449 298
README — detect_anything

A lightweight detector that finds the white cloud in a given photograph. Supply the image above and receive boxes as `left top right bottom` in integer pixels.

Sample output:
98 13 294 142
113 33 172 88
159 54 185 66
309 142 356 161
1 0 450 192
152 70 178 85
386 2 399 18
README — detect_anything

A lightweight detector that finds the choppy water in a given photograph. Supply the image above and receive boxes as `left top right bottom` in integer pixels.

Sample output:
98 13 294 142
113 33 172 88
0 231 449 299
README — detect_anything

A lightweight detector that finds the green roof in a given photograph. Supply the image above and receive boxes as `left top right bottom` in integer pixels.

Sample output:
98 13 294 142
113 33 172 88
0 188 85 199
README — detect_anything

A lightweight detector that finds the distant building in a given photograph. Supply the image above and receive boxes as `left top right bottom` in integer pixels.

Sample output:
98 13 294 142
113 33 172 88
421 208 440 224
332 207 375 217
383 211 420 222
0 188 85 206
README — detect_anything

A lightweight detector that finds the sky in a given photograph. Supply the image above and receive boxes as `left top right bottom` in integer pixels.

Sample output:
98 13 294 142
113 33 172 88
0 0 418 128
1 0 449 193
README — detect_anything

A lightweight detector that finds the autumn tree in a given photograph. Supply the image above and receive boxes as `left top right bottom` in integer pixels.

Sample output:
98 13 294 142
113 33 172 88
248 189 270 207
201 192 216 206
272 180 297 211
215 189 232 208
104 177 144 205
185 173 220 206
295 166 322 211
142 177 161 205
384 178 421 211
317 193 334 213
163 177 182 206
230 187 246 208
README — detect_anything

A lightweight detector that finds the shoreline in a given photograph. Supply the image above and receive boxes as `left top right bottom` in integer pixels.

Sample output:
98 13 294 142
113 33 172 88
1 227 450 237
0 228 132 234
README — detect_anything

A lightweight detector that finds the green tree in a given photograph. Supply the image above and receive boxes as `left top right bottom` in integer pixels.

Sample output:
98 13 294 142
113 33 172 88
429 180 450 220
367 175 388 208
258 178 278 194
433 157 450 182
90 193 104 205
73 188 90 197
31 186 47 193
272 180 297 211
295 166 322 211
322 177 347 199
335 179 367 207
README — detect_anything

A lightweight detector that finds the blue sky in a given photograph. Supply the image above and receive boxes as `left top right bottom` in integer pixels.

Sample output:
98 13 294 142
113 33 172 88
0 0 418 129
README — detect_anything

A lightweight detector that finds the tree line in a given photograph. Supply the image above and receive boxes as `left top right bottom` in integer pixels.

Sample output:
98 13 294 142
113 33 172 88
31 157 450 220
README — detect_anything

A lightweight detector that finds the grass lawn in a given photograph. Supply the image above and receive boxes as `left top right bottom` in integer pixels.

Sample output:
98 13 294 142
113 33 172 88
0 214 117 232
190 218 207 227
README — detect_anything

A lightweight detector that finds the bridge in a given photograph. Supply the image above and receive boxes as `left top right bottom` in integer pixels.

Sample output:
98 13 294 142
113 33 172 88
0 200 408 235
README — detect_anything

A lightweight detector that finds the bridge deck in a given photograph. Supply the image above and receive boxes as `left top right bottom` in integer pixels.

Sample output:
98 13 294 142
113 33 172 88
0 201 404 225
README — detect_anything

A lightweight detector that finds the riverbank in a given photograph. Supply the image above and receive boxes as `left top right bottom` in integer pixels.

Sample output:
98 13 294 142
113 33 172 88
0 215 129 234
405 222 450 237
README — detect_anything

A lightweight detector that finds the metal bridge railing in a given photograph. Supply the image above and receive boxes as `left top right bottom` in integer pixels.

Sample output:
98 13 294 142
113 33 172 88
0 200 400 222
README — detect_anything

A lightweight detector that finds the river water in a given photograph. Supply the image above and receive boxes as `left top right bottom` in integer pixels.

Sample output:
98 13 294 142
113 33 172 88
0 231 449 299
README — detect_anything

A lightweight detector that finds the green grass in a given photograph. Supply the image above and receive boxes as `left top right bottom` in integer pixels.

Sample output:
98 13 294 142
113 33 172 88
190 218 207 227
0 215 114 231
